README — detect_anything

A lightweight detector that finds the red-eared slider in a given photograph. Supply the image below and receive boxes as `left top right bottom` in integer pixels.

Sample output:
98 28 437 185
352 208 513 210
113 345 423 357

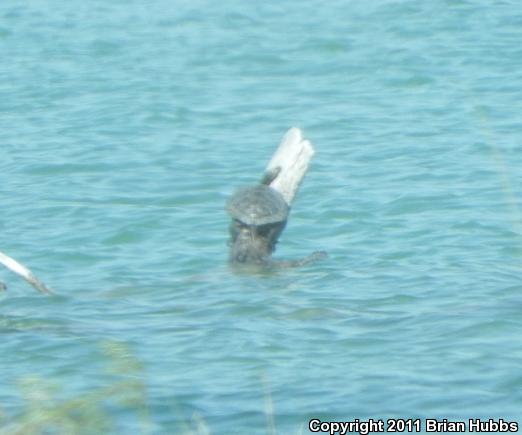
226 185 288 226
226 168 289 264
226 184 288 264
225 166 327 266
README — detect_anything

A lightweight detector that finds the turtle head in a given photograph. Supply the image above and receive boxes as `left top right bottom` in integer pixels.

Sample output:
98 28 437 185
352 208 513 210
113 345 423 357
260 166 281 186
228 219 286 264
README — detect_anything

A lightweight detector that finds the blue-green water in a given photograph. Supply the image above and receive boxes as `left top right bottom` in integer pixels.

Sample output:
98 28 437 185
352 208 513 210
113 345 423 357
1 1 522 433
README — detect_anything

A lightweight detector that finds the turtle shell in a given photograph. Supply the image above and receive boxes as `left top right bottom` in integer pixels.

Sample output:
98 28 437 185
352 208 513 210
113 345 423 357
226 185 289 226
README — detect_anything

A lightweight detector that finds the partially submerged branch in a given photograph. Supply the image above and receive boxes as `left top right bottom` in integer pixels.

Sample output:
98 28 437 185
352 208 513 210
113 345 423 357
264 127 315 206
0 251 53 295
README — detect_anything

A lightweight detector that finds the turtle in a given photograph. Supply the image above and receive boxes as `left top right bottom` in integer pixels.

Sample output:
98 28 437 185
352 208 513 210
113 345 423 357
226 168 288 264
226 167 327 266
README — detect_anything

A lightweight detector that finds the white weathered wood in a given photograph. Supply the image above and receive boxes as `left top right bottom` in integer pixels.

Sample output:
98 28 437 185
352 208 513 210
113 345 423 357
265 127 315 205
0 251 53 294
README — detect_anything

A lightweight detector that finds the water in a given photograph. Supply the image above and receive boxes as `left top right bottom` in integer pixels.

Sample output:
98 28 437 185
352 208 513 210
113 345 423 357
1 0 521 433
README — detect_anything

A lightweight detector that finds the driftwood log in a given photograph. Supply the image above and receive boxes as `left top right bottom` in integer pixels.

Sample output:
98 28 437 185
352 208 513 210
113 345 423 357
0 251 53 295
264 127 315 206
262 128 326 266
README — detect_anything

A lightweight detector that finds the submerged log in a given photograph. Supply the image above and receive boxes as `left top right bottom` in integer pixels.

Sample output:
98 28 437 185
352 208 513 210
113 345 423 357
0 251 53 295
264 127 315 206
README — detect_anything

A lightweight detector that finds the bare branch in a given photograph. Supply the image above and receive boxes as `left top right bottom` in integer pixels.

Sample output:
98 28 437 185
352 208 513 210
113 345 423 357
0 251 53 295
265 127 315 206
